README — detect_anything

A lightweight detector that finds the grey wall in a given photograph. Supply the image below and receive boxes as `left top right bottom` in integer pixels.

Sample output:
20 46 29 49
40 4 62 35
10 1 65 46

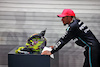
0 0 100 67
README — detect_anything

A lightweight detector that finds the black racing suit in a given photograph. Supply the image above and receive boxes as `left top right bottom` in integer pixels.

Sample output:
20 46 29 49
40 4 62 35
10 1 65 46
51 19 100 67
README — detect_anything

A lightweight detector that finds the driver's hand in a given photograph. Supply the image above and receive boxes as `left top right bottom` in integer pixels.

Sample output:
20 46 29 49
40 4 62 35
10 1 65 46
41 50 52 55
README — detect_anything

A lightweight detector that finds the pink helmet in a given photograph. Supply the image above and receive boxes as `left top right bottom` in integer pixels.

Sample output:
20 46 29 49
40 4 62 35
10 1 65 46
57 9 75 17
